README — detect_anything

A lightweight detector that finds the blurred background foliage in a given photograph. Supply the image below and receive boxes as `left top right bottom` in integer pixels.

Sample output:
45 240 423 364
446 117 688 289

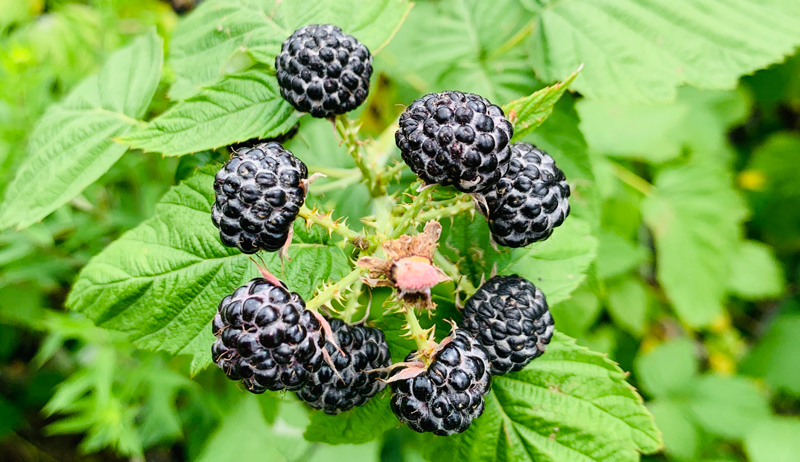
0 0 799 461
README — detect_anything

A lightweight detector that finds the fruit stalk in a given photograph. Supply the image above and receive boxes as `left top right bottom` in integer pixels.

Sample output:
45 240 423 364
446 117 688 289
403 304 434 354
390 184 434 238
433 251 477 296
417 199 474 222
298 204 363 241
305 266 366 312
335 115 381 196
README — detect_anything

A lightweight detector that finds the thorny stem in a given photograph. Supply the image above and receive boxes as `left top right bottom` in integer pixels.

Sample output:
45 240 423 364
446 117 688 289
417 200 474 222
610 161 653 196
305 266 366 312
403 304 434 354
341 278 363 324
433 251 477 297
335 115 382 197
298 204 362 241
390 184 435 239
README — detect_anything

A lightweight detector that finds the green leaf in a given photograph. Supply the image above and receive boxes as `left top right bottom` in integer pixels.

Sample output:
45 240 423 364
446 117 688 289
196 395 308 462
122 65 299 156
744 132 800 249
0 31 163 230
379 0 538 103
169 0 412 100
304 394 396 445
647 400 700 461
0 395 23 439
634 338 698 399
727 240 784 300
522 0 800 102
744 418 800 462
66 166 351 373
741 314 800 396
642 161 746 327
606 277 648 337
309 442 380 462
425 333 662 462
688 375 771 440
577 88 748 164
595 230 648 280
445 215 597 306
526 97 601 229
550 282 601 337
503 66 581 140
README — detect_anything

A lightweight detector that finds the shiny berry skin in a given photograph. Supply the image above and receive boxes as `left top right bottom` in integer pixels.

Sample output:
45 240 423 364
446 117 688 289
390 330 491 436
460 275 554 375
276 24 373 118
395 91 513 193
479 142 570 247
296 318 392 414
211 142 308 254
211 278 324 392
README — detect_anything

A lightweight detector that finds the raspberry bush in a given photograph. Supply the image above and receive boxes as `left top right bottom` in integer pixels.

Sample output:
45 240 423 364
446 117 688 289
1 0 800 461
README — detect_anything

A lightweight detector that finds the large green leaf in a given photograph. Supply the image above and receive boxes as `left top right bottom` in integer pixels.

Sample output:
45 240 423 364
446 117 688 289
741 314 800 396
122 65 298 156
168 0 412 100
445 215 597 306
727 240 784 300
379 0 538 103
522 0 800 102
504 67 581 141
66 167 351 373
577 88 748 164
634 338 698 399
425 334 662 462
304 393 396 445
642 161 746 327
0 31 163 230
744 418 800 462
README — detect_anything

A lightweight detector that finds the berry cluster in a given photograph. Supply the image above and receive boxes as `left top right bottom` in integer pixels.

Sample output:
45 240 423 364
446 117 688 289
205 23 566 437
296 318 392 414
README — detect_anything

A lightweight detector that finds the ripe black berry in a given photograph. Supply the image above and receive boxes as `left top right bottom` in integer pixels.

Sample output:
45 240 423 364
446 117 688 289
480 142 570 247
296 318 392 414
460 275 554 375
211 278 324 392
276 24 373 118
390 330 491 436
395 91 513 193
211 142 308 254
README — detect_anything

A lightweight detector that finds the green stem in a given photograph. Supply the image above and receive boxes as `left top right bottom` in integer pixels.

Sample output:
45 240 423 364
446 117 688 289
375 161 407 188
305 267 365 312
433 251 477 296
390 184 434 239
335 115 381 196
417 200 474 222
341 279 363 324
310 174 362 194
610 161 653 196
307 166 360 178
298 204 362 241
403 305 433 353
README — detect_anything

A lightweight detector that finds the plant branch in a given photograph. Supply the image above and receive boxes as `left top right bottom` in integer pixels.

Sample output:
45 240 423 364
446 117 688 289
306 166 360 178
610 161 653 196
309 174 362 194
390 184 435 238
403 305 434 355
433 251 477 296
335 115 382 196
305 266 366 312
298 204 362 241
417 200 475 222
